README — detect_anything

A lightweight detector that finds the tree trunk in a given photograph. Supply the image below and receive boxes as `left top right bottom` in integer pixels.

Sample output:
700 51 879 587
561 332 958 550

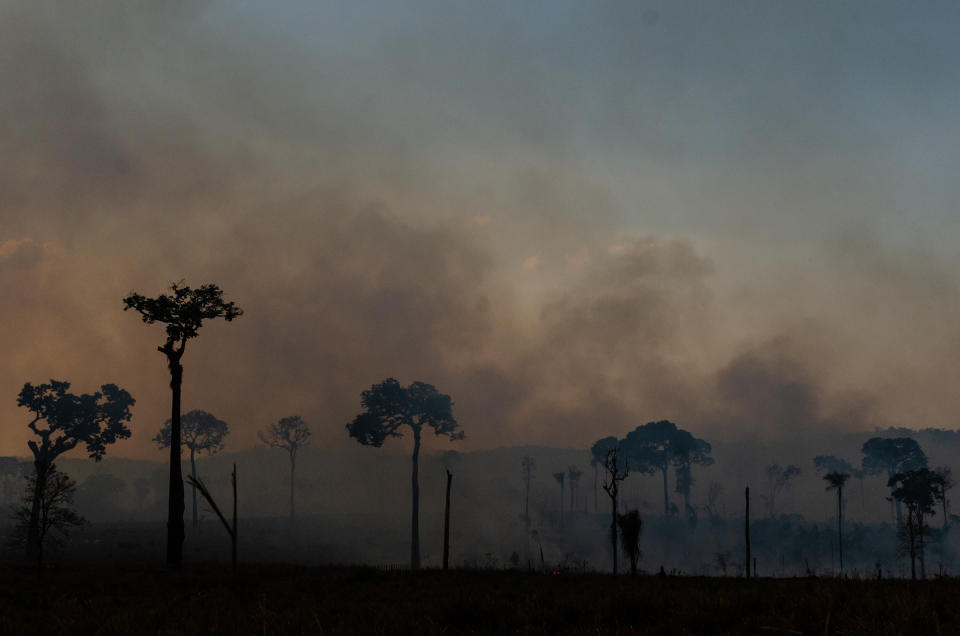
611 491 618 575
289 449 296 522
410 427 421 570
167 359 185 569
837 486 843 574
745 487 751 580
26 459 49 563
559 479 564 530
919 512 926 579
190 448 198 529
443 469 452 571
662 465 669 516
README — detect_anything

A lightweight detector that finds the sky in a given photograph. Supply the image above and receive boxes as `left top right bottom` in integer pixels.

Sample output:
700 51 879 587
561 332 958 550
2 0 960 461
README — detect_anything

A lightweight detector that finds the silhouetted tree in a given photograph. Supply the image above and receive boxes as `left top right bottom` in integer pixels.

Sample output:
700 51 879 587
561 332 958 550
862 437 927 525
814 454 864 511
823 471 850 574
623 421 679 516
521 455 535 529
889 468 944 579
568 466 582 513
762 464 800 518
617 510 643 576
11 464 84 568
17 380 134 562
259 415 311 521
155 410 229 528
600 445 629 574
124 282 242 568
346 378 462 569
553 472 565 529
591 437 618 512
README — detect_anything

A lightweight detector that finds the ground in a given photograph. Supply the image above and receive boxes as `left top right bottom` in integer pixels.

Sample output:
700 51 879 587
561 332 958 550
0 565 956 634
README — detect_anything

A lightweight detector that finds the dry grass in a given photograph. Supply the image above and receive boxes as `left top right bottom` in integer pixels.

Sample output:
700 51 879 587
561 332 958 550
0 565 956 634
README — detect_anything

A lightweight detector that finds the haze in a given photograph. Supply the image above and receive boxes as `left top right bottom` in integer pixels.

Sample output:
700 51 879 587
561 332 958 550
3 0 960 462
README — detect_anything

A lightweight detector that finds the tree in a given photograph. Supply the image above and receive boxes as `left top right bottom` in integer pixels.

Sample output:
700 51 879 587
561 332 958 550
823 471 850 574
553 472 565 529
591 437 619 513
346 378 462 569
521 456 535 530
889 468 945 580
17 380 134 561
600 445 629 575
155 410 229 528
623 421 678 516
124 282 242 568
861 437 927 525
259 415 311 521
814 454 864 511
617 510 643 576
11 464 84 568
186 464 237 575
762 464 801 518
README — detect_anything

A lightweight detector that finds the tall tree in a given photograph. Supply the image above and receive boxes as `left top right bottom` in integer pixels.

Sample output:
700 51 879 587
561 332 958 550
591 437 619 513
624 421 677 516
823 471 850 574
155 410 229 528
346 378 462 569
889 468 944 580
521 455 535 530
862 437 927 525
259 416 311 521
600 445 629 575
617 510 643 576
762 464 801 518
124 282 242 568
17 381 134 561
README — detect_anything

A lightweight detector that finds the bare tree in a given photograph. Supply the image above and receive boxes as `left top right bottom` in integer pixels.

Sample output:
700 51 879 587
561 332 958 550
259 416 311 521
346 378 462 569
762 464 801 518
186 464 237 575
124 282 242 568
155 410 229 528
11 464 84 568
600 446 629 575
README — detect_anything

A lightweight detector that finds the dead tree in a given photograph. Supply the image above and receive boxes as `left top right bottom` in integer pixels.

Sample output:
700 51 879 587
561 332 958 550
186 464 238 574
601 446 629 575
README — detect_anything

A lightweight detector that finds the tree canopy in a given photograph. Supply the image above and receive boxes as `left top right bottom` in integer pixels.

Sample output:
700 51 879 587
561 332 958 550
346 379 462 446
123 282 243 356
18 381 135 464
155 410 229 456
862 437 927 477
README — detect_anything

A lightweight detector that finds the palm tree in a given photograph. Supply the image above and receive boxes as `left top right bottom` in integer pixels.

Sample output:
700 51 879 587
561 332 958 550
823 471 850 575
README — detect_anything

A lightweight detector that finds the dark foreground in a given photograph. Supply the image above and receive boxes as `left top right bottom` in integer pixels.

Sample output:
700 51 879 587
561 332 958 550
0 565 956 635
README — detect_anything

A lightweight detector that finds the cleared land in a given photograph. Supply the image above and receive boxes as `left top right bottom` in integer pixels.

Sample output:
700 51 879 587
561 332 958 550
0 565 957 634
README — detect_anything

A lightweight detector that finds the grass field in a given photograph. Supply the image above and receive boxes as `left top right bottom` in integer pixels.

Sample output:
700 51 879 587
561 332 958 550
0 565 956 634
